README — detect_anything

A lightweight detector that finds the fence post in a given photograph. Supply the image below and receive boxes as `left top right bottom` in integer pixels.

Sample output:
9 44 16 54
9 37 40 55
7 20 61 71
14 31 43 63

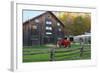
50 48 55 61
80 46 84 57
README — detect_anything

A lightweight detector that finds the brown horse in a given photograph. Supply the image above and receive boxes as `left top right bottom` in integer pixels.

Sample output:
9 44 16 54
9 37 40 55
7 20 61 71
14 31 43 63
57 38 71 48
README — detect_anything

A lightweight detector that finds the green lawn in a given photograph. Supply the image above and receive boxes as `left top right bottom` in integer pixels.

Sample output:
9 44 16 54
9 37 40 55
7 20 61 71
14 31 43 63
23 43 91 62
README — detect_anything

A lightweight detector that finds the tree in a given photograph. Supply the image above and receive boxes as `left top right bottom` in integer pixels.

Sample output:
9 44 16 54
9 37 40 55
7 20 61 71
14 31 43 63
56 12 91 36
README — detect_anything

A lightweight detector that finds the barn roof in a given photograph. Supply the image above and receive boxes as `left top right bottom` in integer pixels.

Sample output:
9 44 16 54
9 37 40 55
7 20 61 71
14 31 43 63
23 11 65 27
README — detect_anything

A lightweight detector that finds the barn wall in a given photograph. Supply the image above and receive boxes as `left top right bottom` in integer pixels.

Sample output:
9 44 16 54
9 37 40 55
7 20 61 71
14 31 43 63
23 22 33 46
23 12 65 46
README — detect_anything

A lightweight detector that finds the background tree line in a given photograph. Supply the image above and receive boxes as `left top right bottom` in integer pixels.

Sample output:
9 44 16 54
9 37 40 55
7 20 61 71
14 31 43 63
56 12 91 36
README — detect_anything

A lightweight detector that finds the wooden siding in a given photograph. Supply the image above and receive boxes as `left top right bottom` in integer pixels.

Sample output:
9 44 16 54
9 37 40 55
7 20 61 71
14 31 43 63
23 11 65 46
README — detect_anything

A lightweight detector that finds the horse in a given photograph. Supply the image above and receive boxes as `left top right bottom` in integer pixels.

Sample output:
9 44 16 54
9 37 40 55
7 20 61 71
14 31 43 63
56 38 71 48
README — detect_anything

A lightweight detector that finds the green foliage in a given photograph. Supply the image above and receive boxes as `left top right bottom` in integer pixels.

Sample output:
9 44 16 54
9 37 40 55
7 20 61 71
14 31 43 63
57 12 91 36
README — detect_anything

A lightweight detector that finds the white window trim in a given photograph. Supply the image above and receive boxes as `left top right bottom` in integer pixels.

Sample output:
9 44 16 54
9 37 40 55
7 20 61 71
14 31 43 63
35 19 39 23
32 25 37 29
57 22 60 26
46 21 52 24
46 26 52 30
46 32 52 35
58 28 61 31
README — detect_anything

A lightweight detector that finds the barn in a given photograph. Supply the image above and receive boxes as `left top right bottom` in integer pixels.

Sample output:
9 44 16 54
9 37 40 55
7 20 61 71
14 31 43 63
23 11 65 46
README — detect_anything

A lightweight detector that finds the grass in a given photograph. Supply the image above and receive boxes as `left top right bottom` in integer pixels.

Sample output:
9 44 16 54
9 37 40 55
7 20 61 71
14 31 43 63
23 54 50 62
23 43 91 62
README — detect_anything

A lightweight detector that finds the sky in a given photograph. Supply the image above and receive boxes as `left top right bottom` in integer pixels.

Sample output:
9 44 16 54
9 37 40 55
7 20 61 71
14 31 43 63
22 10 90 22
23 10 45 22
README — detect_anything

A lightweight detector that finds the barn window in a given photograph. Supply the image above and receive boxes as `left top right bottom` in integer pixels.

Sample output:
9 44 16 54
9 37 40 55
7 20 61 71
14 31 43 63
46 26 52 30
46 32 52 35
48 15 51 18
58 28 61 31
46 21 52 25
57 23 60 26
32 25 37 29
35 19 39 23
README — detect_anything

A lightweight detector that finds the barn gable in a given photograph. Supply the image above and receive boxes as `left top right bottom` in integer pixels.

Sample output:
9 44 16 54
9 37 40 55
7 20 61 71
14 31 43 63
23 11 64 27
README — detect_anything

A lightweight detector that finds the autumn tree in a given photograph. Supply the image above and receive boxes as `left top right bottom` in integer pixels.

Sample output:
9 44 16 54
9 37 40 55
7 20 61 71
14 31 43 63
56 12 91 36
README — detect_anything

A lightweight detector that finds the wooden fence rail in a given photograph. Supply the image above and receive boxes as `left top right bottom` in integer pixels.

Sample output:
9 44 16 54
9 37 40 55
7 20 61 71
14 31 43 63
23 46 90 61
